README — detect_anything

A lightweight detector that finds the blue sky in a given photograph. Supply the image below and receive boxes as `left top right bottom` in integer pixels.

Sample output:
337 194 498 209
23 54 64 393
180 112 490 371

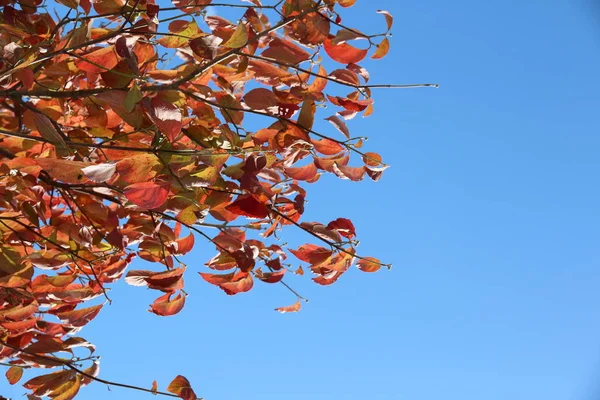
3 1 600 400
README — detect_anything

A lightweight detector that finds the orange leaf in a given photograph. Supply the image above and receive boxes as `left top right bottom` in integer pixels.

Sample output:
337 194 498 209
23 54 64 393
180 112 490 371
372 38 390 59
150 292 186 316
285 162 318 181
167 375 197 400
5 366 23 385
324 36 368 64
357 257 382 273
275 299 302 313
77 46 119 73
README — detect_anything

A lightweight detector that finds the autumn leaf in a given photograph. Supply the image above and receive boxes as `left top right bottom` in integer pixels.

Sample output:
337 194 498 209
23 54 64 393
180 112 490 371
124 182 170 209
148 97 183 142
5 366 23 385
77 46 119 73
377 10 394 31
150 292 186 316
326 218 356 238
372 38 390 59
32 113 67 147
357 257 382 273
290 244 333 265
324 36 368 64
125 82 143 112
225 195 269 219
275 299 302 313
81 163 116 183
167 375 197 400
223 23 248 48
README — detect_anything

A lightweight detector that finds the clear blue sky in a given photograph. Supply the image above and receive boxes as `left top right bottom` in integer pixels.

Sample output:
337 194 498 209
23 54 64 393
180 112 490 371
3 1 600 399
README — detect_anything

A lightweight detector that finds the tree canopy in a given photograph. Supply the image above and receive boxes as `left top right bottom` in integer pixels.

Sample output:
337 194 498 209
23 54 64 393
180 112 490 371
0 0 435 398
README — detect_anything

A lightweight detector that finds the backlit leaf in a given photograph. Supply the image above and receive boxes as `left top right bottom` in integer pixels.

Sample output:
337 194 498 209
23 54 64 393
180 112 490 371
324 36 368 64
149 97 182 142
124 182 170 209
5 366 23 385
77 46 119 73
223 23 248 48
357 257 382 273
372 38 390 59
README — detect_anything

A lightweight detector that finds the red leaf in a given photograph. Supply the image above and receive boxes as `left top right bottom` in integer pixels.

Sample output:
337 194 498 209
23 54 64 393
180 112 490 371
225 195 269 218
149 97 182 142
124 182 170 209
144 267 186 292
150 292 186 316
290 244 333 265
200 271 253 295
328 96 373 112
324 36 368 64
326 218 356 238
257 269 285 283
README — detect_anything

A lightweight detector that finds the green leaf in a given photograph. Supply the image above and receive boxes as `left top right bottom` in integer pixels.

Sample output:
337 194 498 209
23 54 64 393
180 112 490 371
125 82 142 113
223 24 248 49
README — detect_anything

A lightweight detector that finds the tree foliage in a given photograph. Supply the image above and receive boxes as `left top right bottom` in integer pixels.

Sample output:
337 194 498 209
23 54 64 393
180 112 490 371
0 0 434 397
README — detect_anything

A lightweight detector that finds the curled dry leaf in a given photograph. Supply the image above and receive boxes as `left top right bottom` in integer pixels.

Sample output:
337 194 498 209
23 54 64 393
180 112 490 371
275 299 302 313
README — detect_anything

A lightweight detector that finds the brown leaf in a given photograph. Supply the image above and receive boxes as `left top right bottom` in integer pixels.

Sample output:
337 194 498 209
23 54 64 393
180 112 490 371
32 113 67 147
377 10 394 31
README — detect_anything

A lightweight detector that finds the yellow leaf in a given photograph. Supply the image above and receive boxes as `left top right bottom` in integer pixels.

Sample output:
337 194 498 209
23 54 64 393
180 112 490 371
223 24 248 49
